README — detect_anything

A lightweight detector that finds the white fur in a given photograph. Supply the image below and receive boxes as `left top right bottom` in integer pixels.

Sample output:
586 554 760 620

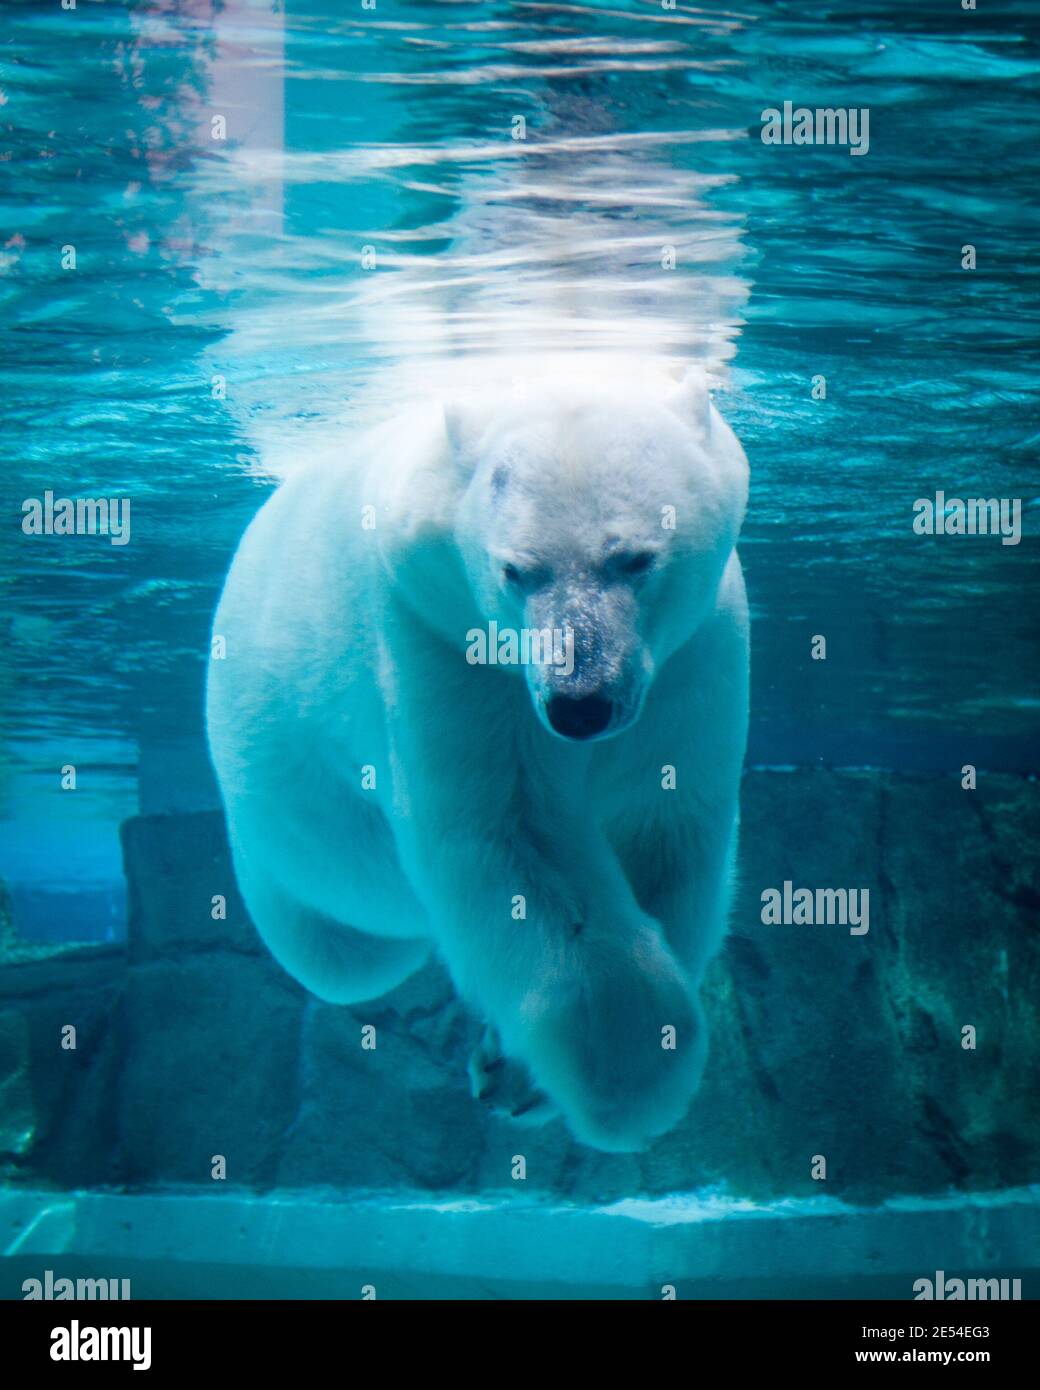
207 359 749 1152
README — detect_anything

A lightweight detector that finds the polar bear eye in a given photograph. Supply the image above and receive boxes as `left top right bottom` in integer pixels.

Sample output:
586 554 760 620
618 551 656 577
502 562 547 594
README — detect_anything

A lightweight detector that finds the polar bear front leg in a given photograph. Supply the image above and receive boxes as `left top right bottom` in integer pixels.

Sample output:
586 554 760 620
385 615 705 1151
422 822 706 1150
393 762 704 1152
453 867 704 1153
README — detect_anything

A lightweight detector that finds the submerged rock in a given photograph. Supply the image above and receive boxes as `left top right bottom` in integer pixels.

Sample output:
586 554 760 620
0 1009 34 1159
1 771 1037 1204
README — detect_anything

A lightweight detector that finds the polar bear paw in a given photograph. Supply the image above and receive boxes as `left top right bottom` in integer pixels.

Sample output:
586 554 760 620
468 1024 559 1127
519 924 706 1153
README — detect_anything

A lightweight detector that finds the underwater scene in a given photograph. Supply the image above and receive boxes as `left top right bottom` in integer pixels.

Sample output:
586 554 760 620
2 0 1039 1317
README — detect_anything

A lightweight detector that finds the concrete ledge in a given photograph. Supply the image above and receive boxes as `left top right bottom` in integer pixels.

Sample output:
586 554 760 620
2 1187 1038 1300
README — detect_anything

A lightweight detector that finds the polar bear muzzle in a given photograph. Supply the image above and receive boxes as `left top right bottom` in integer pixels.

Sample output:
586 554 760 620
525 578 648 741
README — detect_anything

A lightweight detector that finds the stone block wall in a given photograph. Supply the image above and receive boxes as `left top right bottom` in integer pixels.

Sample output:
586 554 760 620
1 771 1037 1204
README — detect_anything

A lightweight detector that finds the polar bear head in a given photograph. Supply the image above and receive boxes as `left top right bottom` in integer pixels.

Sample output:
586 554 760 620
447 365 748 743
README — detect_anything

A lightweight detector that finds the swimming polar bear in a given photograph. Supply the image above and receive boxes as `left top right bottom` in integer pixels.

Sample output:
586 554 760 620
206 359 749 1153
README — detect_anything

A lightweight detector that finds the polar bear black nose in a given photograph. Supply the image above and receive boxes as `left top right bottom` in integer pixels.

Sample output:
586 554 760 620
545 694 614 740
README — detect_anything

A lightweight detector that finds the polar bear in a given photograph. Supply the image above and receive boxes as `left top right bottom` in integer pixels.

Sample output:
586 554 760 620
206 359 749 1153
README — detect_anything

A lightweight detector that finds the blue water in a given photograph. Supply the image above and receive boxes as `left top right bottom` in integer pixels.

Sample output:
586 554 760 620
2 1 1038 933
2 1 1039 1311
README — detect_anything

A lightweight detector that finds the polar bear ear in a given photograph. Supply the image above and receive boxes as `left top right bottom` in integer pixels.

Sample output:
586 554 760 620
443 399 487 472
668 367 712 440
